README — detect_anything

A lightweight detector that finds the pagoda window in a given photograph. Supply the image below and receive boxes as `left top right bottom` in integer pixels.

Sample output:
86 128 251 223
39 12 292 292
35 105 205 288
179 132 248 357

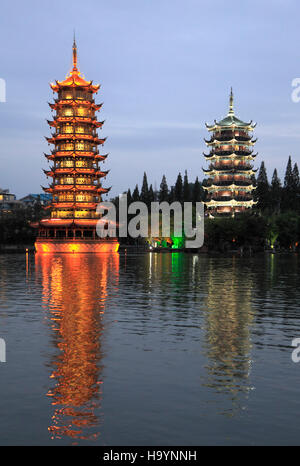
75 141 85 151
75 90 92 101
75 160 90 168
75 90 84 100
75 141 91 151
77 106 88 117
59 142 74 151
59 194 74 201
59 90 74 100
62 107 73 117
76 177 91 185
75 125 85 134
75 210 90 218
61 124 73 134
76 193 93 202
60 159 74 168
61 176 74 184
57 210 73 218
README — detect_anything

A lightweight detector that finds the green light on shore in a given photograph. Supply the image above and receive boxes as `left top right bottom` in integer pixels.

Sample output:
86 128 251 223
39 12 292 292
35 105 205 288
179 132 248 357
171 236 185 249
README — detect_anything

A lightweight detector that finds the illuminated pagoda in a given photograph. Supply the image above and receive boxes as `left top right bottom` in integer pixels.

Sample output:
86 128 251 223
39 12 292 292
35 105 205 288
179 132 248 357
203 89 257 217
33 38 119 253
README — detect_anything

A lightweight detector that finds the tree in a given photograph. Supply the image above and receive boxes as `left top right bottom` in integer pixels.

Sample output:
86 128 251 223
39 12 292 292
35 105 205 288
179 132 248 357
284 156 293 189
292 163 300 212
168 186 175 203
127 188 132 205
183 170 190 202
148 184 155 204
256 161 270 211
282 156 296 211
158 175 169 202
193 176 202 203
132 184 140 202
270 169 281 213
174 172 183 204
140 172 149 205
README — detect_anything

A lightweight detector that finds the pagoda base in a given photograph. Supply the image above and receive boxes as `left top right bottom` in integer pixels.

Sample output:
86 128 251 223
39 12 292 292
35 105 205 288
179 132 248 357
34 238 119 254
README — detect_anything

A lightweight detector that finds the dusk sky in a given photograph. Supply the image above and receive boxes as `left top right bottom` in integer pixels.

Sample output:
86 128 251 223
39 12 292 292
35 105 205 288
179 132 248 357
1 0 300 198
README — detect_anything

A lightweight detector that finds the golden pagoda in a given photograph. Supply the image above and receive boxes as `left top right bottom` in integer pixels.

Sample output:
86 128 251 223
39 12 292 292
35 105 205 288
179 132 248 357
33 38 119 253
203 89 257 217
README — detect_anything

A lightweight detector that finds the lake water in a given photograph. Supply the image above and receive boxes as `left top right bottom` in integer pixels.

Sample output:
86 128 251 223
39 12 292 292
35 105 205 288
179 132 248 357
0 252 299 445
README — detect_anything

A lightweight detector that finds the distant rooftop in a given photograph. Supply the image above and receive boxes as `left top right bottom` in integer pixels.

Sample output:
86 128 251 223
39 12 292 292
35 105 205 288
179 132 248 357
19 193 52 201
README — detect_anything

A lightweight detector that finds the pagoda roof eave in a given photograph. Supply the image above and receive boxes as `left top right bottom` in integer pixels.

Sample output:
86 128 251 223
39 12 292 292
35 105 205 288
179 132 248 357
50 74 100 92
205 138 256 146
205 116 256 130
203 152 256 159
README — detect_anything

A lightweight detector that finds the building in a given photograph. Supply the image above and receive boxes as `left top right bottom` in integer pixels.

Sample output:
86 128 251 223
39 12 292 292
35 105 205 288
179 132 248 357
203 89 257 217
19 194 52 207
32 39 119 253
0 188 21 213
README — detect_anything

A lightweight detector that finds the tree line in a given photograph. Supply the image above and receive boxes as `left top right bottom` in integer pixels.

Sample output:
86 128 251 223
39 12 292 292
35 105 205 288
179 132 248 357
112 170 206 207
255 156 300 213
111 157 300 251
115 155 300 216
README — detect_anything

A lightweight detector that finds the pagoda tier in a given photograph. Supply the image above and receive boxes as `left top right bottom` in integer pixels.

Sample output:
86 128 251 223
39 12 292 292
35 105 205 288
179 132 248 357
203 89 258 217
33 38 119 253
43 168 109 177
47 119 105 128
44 152 109 161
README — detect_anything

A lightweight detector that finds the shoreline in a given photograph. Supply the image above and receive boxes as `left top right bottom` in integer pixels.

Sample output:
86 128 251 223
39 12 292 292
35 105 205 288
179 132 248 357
0 243 296 256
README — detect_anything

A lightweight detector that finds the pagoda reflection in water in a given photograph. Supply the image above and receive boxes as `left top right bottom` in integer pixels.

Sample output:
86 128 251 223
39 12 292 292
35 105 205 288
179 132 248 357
202 257 255 413
146 253 256 413
36 253 119 441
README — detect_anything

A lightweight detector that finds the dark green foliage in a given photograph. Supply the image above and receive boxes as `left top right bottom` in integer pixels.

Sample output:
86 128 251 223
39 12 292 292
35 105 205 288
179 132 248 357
159 175 169 202
193 176 202 203
204 213 267 251
183 170 190 202
255 161 270 211
132 184 140 202
140 172 149 205
174 173 183 204
0 203 46 245
270 169 281 213
148 184 155 204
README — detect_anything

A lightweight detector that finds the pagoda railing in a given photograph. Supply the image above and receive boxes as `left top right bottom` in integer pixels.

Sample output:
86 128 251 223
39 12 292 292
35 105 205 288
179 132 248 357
210 196 232 202
210 196 252 202
214 136 251 142
210 180 253 187
212 165 253 171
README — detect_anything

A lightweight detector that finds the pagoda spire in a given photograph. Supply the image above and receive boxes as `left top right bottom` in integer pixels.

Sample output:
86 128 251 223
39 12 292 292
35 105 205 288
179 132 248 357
72 32 78 72
228 87 234 116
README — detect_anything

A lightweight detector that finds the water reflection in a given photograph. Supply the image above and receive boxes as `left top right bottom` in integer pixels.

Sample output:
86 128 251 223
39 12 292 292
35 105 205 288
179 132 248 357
141 253 256 414
203 258 255 412
35 253 119 441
